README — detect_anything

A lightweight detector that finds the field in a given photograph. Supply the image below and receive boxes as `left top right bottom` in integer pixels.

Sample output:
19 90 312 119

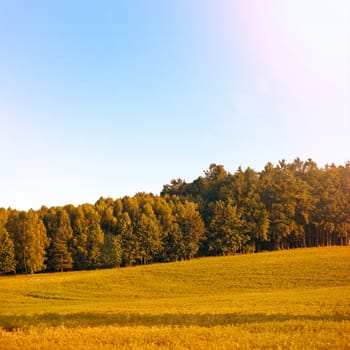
0 247 349 349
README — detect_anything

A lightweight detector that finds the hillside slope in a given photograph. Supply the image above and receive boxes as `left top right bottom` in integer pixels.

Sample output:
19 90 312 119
0 247 349 349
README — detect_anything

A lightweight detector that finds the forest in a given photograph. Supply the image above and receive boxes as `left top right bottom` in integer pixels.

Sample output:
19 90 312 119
0 158 350 275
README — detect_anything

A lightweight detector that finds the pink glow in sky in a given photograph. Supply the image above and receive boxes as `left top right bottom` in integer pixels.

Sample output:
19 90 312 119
0 0 349 209
232 0 350 110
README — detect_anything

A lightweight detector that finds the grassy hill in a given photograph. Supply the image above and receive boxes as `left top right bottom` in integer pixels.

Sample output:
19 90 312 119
0 247 349 349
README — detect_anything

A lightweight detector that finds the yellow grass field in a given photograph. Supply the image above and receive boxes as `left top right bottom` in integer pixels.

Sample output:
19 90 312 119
0 247 349 349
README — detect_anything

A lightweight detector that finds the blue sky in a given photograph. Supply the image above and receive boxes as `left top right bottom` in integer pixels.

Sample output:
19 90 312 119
1 0 349 210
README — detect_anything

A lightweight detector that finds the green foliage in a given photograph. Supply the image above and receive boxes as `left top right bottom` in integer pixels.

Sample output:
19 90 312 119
207 201 245 255
174 201 206 260
260 162 300 249
101 232 122 268
1 158 350 274
164 158 350 252
43 207 73 272
118 212 136 266
134 213 161 265
70 204 104 270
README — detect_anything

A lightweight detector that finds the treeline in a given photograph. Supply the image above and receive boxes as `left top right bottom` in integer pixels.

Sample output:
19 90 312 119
0 158 349 275
0 195 205 274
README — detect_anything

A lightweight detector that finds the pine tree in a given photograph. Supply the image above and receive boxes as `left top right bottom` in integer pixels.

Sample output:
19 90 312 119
134 212 161 265
118 212 136 266
101 232 122 268
43 207 73 272
207 201 245 255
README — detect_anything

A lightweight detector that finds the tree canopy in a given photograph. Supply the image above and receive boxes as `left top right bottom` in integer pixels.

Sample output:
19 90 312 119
1 159 349 274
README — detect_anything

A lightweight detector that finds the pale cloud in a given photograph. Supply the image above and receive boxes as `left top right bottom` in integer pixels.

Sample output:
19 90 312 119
234 0 350 102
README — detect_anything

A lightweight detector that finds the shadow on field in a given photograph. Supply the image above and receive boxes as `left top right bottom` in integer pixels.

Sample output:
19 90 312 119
1 312 349 330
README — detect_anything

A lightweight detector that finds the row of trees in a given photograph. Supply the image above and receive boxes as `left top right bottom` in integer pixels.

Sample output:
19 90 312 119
163 158 350 252
1 158 349 275
0 195 205 274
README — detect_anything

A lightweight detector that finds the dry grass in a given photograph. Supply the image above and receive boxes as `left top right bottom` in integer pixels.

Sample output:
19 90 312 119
0 247 349 349
1 322 349 350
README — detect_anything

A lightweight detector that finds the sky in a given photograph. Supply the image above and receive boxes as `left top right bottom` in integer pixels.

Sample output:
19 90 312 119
1 0 349 210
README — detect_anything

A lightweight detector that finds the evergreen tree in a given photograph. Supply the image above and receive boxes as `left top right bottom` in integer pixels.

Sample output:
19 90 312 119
101 232 122 268
117 212 136 266
43 207 73 272
153 196 181 262
207 201 245 255
314 164 345 246
260 162 299 249
134 213 161 265
220 167 269 252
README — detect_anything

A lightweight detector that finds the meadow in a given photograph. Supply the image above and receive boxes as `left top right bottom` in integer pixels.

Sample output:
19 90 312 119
0 247 349 349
